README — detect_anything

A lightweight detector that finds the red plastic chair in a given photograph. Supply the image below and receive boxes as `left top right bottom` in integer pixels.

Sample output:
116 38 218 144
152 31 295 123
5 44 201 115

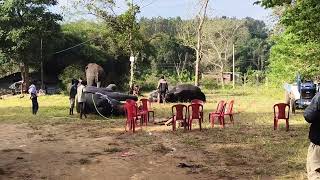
191 99 204 122
188 104 203 130
126 99 136 105
140 98 155 122
124 102 142 133
209 101 226 128
126 99 148 126
191 99 204 105
171 104 188 131
222 100 235 125
273 103 290 131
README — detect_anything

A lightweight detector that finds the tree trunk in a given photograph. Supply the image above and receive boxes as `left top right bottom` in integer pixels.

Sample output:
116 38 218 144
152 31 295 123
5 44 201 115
195 0 209 86
220 70 224 88
195 49 200 86
220 63 224 88
20 62 30 93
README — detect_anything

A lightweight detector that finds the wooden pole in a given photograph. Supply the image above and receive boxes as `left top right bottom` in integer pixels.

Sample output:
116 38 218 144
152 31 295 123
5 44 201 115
232 43 235 89
129 0 134 90
40 38 44 90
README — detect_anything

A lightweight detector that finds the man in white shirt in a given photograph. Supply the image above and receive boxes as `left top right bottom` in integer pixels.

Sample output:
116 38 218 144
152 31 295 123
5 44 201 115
28 81 38 115
77 80 87 119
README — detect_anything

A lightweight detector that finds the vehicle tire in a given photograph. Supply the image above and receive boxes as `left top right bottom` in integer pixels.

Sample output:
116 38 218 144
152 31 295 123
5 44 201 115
290 98 296 114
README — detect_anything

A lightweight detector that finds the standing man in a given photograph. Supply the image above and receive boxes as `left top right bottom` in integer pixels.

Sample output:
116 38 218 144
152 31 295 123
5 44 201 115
304 93 320 179
133 84 140 96
28 81 38 115
77 80 87 119
69 79 78 115
157 76 168 104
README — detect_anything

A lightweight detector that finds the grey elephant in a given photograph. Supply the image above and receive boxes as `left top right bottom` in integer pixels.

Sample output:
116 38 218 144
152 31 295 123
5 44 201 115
85 63 106 88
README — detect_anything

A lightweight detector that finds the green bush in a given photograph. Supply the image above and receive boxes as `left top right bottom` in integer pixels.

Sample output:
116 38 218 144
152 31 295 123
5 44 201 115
243 70 266 86
59 64 85 90
201 76 220 90
136 73 158 92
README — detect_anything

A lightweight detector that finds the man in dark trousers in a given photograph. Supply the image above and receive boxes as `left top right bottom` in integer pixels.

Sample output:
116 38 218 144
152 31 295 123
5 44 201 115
69 79 78 115
304 93 320 179
28 81 38 115
157 76 168 104
77 80 87 119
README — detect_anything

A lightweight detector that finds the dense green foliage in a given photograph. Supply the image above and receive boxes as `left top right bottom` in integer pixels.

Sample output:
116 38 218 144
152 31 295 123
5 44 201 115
258 0 320 84
47 21 130 88
237 18 270 73
255 0 293 8
0 0 62 66
0 1 273 90
58 64 85 90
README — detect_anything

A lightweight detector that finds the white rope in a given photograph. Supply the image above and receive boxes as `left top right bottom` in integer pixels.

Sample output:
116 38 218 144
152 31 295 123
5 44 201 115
53 37 97 55
91 93 111 120
95 92 113 105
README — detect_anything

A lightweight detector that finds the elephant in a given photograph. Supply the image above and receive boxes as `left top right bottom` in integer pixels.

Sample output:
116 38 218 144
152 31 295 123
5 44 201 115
85 86 138 101
85 63 106 88
76 85 138 117
149 84 206 103
165 84 206 103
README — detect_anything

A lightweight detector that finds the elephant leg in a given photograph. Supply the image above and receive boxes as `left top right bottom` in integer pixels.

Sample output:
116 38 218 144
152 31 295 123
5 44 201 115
95 74 100 88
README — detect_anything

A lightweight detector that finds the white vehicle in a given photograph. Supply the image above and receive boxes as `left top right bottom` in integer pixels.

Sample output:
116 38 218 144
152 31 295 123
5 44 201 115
284 80 317 113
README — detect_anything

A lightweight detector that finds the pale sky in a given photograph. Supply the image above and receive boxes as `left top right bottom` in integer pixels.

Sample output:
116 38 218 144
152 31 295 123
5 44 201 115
56 0 271 22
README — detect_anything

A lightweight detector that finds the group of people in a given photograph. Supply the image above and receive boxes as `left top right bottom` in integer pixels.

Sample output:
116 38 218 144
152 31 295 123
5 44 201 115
27 75 168 117
27 79 87 119
69 79 87 119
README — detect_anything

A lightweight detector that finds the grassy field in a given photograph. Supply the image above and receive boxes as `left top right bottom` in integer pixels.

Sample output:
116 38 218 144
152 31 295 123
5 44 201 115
0 86 309 179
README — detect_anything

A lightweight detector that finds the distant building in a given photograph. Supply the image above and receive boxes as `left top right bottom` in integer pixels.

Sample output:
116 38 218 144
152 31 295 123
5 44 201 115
202 72 241 84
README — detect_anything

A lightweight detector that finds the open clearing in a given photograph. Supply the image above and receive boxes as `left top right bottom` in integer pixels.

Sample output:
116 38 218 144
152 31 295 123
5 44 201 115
0 87 308 179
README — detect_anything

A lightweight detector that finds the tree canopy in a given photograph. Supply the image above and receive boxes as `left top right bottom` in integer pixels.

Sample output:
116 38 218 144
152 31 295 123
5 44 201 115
0 0 275 89
257 0 320 84
0 0 62 89
0 0 62 65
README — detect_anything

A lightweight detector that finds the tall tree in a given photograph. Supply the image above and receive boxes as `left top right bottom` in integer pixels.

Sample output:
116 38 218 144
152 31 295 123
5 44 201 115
202 18 249 86
195 0 209 86
74 0 146 88
0 0 62 91
236 18 270 74
256 0 320 84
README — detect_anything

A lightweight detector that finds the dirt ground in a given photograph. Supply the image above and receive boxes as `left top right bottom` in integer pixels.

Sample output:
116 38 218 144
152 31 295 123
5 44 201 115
0 121 237 180
0 90 308 180
0 119 280 180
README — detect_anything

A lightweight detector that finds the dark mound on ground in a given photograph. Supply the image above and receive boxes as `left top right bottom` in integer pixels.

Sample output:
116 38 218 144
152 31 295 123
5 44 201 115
166 84 206 103
77 85 137 117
